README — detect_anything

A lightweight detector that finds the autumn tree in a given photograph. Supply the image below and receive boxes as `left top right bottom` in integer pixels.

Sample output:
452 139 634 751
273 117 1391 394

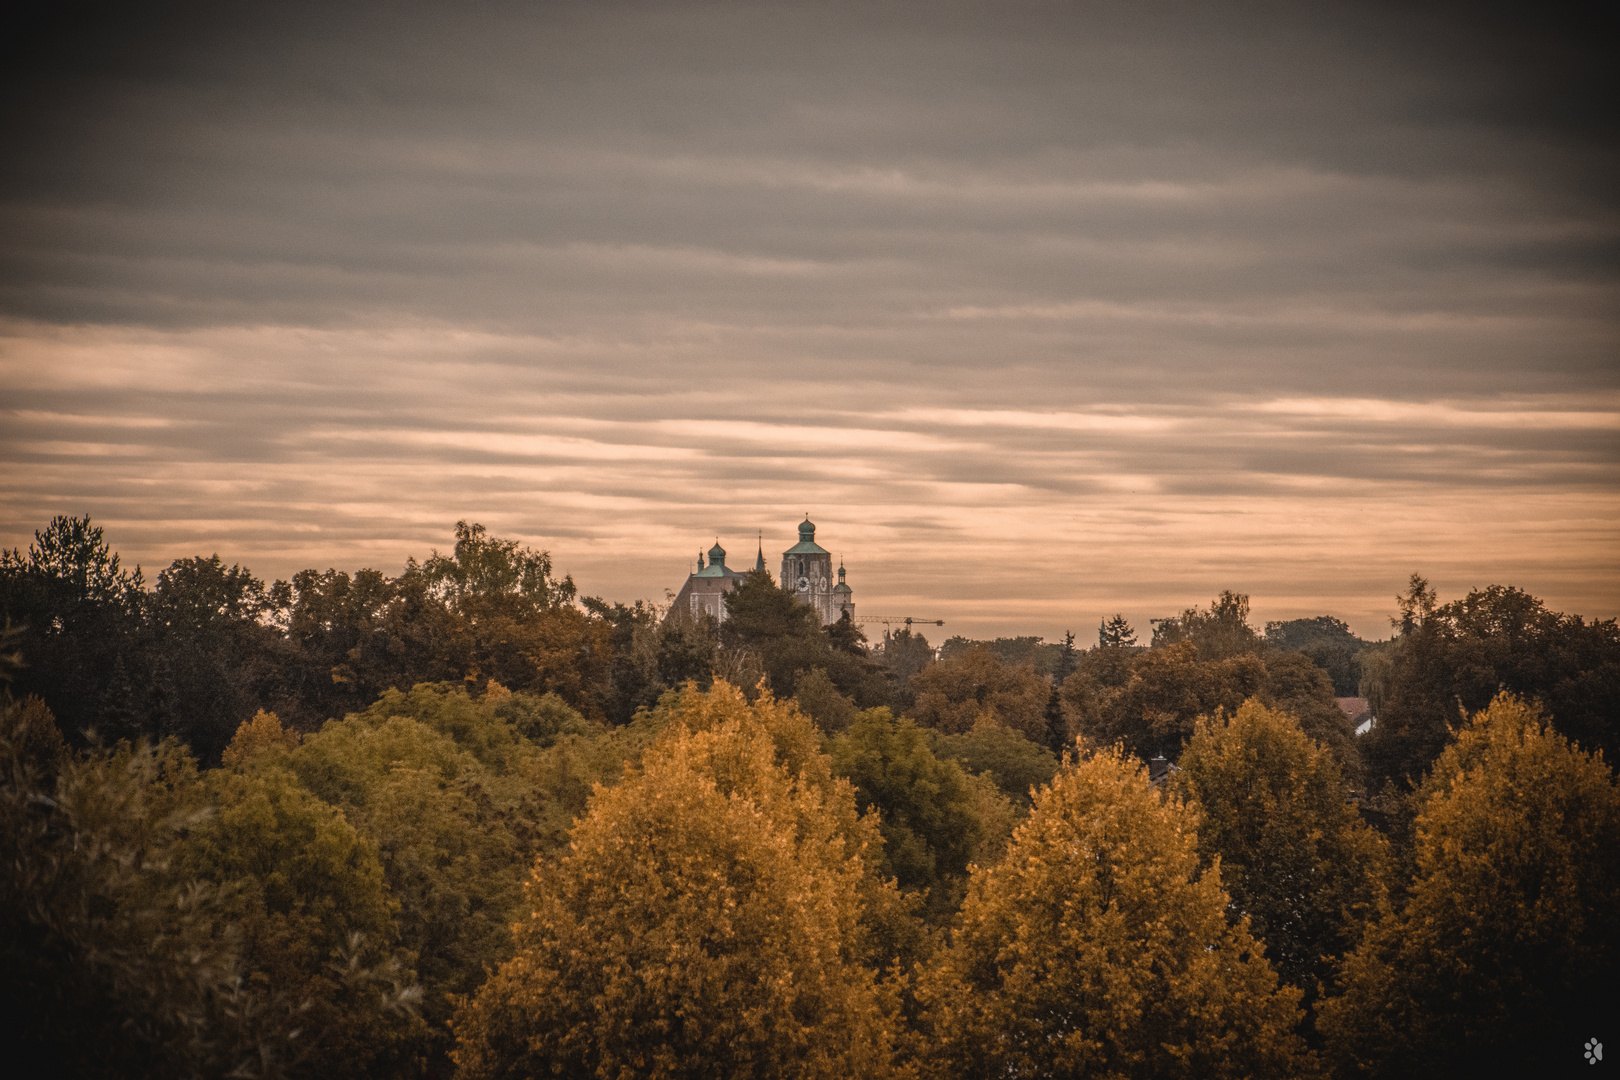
915 744 1316 1080
1173 701 1389 1020
1318 695 1620 1077
452 682 899 1079
909 644 1049 739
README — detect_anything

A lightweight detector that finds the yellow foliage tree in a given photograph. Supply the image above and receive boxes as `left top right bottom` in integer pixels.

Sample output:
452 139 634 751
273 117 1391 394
452 681 900 1079
916 744 1316 1080
910 645 1049 738
1173 700 1388 1013
1318 694 1620 1077
220 708 301 770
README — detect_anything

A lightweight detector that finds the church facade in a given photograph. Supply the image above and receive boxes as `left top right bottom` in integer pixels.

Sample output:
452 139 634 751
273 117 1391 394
671 517 855 625
671 539 759 623
780 517 854 625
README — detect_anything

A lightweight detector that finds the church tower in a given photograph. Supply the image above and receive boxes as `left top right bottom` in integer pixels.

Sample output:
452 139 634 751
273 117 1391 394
832 561 854 621
781 516 838 624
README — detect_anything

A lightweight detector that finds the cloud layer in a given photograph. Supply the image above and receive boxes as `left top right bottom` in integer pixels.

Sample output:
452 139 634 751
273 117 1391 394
2 0 1616 639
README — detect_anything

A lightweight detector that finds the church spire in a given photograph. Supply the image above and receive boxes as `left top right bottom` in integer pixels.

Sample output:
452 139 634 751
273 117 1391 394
755 531 765 572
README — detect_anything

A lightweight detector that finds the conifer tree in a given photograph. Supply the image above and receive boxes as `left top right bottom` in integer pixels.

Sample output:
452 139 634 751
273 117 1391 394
1043 682 1068 758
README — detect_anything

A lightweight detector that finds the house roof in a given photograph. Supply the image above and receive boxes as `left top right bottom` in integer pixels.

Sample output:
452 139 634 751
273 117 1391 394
1335 697 1372 721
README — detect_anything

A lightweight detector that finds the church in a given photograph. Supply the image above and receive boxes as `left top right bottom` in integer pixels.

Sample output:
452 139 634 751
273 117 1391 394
672 517 855 625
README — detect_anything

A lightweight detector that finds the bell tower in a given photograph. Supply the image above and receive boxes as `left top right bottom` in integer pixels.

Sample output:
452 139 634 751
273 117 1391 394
781 516 836 623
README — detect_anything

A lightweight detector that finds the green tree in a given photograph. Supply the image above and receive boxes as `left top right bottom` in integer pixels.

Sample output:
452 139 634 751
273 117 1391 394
929 716 1057 811
1042 683 1067 757
794 666 860 733
1 695 278 1078
180 757 422 1076
827 707 984 922
876 627 933 709
577 597 659 722
224 696 540 1076
1061 636 1356 775
721 569 821 650
720 571 887 706
278 565 456 728
419 521 576 615
0 515 147 741
1172 701 1389 1019
1151 591 1262 659
1260 651 1363 787
1360 577 1620 791
1055 629 1078 683
145 555 288 761
1 692 418 1079
1264 615 1368 697
1099 614 1137 650
915 744 1315 1080
452 683 898 1079
1077 614 1139 692
1318 695 1620 1078
825 610 868 655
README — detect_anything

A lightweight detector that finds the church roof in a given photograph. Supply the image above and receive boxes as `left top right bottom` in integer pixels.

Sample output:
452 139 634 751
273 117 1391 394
784 516 830 555
692 540 746 578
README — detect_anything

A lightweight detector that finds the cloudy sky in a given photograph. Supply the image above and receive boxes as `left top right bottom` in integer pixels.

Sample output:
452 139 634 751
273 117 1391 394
2 0 1616 640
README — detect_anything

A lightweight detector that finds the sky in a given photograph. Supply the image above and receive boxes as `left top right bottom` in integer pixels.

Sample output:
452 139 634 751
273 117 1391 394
1 0 1616 642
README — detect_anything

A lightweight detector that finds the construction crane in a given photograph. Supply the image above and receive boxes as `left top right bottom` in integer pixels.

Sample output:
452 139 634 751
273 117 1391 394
855 616 944 629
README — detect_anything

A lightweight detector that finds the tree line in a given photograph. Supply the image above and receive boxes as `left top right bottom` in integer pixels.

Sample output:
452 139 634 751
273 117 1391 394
2 515 1616 1078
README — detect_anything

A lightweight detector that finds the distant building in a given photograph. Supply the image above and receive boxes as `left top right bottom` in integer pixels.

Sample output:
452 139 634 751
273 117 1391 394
780 517 855 625
671 539 758 623
670 517 856 625
1148 754 1180 787
1337 697 1376 736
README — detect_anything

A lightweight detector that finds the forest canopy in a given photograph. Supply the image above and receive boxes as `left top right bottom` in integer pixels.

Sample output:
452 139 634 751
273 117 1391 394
2 516 1615 1078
